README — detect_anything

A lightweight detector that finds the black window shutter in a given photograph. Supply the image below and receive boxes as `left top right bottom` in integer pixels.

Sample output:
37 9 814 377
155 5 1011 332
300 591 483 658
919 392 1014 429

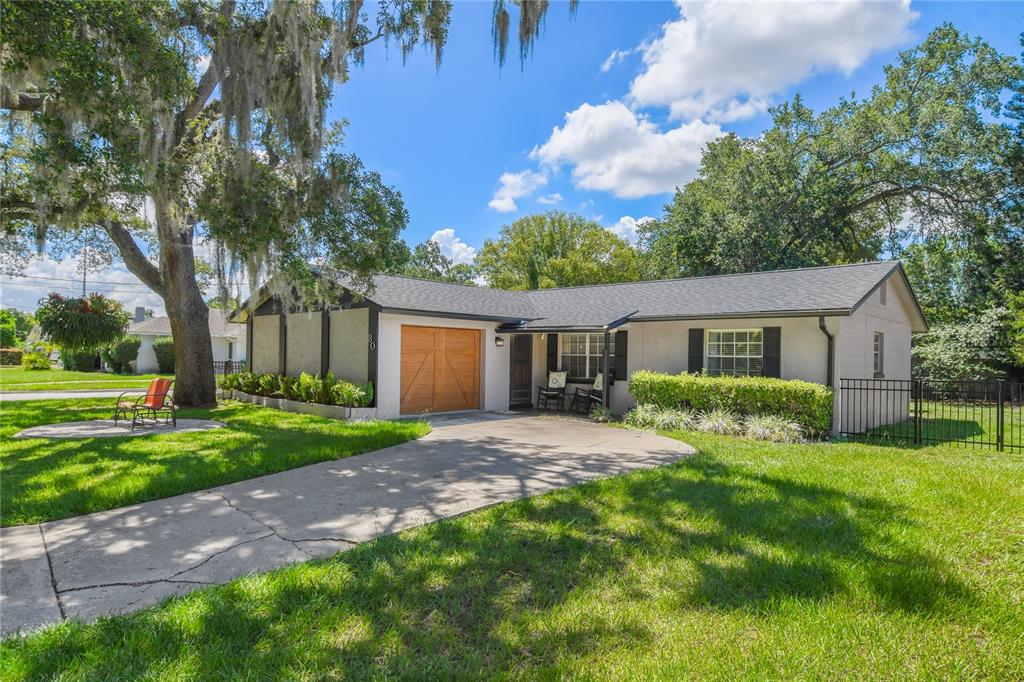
546 333 558 372
614 330 628 380
763 327 781 377
688 328 704 373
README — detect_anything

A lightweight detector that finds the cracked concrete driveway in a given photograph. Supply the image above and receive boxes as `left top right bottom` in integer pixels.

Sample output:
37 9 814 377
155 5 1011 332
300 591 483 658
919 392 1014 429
1 413 694 637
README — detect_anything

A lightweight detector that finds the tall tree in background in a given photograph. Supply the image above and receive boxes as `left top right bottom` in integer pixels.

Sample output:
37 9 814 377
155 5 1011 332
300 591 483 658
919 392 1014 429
476 211 644 290
401 240 475 285
1 0 568 405
642 25 1022 324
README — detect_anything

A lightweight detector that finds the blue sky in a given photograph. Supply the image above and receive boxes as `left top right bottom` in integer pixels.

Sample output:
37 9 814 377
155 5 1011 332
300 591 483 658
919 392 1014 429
336 0 1021 258
3 1 1020 315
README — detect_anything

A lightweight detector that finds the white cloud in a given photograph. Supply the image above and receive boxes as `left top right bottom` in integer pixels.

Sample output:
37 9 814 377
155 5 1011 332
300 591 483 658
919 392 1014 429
537 193 563 206
600 48 633 73
532 101 722 198
488 170 548 212
429 228 477 265
2 256 166 315
608 215 655 245
629 0 916 121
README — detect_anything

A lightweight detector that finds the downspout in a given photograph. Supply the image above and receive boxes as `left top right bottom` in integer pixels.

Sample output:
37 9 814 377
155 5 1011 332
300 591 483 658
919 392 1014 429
818 316 834 388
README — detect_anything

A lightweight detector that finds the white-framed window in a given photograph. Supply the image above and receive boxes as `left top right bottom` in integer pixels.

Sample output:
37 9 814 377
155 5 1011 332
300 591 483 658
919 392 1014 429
706 329 763 376
561 333 614 381
873 331 884 377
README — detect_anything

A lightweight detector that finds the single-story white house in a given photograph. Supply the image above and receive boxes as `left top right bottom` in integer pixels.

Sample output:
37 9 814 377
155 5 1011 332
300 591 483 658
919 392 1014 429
128 308 247 373
230 261 928 432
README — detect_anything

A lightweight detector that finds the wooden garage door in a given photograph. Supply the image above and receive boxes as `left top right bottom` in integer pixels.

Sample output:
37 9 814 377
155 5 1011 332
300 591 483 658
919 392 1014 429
400 326 481 414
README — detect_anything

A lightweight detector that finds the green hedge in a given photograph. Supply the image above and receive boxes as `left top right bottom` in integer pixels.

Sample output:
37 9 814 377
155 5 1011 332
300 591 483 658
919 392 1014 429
60 349 100 372
101 336 141 374
153 337 175 373
629 370 833 436
0 348 23 365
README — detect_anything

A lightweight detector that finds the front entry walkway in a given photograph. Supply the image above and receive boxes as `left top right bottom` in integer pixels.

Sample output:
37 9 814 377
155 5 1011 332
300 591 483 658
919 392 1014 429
1 414 694 637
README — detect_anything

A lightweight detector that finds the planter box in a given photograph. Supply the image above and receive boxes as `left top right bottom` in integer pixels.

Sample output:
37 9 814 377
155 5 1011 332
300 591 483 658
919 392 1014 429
223 389 377 421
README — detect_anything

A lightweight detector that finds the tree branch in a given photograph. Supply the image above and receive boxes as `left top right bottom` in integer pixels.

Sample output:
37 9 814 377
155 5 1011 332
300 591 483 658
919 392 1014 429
103 219 166 296
173 66 219 146
1 88 43 112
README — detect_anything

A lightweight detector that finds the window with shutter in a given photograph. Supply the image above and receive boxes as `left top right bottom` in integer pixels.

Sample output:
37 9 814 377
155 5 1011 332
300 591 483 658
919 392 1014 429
706 329 763 376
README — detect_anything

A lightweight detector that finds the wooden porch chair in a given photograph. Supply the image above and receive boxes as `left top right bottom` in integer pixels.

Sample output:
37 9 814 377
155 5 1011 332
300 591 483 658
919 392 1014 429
114 378 177 430
572 372 605 414
536 371 568 411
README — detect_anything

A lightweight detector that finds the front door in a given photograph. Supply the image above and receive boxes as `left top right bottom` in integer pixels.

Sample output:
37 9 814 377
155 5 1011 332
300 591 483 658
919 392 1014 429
509 334 532 407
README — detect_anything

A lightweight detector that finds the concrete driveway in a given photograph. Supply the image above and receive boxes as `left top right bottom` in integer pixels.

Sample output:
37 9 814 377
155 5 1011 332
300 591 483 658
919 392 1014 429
1 413 693 637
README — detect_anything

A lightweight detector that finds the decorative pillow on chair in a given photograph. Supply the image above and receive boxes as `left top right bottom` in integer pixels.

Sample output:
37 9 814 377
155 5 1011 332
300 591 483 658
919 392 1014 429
592 373 604 392
548 371 568 389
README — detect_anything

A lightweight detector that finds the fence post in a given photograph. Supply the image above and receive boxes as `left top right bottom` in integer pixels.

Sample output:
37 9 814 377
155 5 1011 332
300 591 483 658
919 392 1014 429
913 379 922 445
997 379 1005 452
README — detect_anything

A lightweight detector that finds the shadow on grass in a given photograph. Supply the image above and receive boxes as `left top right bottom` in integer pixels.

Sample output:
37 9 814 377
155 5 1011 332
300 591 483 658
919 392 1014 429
5 450 983 679
0 400 427 526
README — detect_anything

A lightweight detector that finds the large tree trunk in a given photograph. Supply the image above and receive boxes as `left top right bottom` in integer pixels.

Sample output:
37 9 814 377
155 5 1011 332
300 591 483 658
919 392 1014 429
153 194 216 407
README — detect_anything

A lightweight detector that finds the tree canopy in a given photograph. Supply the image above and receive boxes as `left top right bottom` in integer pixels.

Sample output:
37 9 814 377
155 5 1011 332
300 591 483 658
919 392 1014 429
475 211 644 290
641 25 1022 326
1 0 571 404
400 240 476 285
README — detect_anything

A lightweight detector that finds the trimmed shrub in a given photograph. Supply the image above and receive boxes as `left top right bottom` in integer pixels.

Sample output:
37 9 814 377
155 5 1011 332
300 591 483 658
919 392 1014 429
152 337 175 373
696 409 744 436
0 348 23 366
60 349 100 371
744 414 804 443
629 370 832 436
100 336 141 374
21 352 51 370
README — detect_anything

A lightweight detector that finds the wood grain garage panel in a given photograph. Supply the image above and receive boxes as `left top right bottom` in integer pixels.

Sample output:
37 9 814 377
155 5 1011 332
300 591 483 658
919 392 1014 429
400 326 480 414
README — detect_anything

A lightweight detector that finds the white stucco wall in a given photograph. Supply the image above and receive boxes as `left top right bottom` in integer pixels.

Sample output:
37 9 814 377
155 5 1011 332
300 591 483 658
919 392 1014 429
134 333 243 373
836 273 916 433
376 313 509 419
135 336 158 373
606 316 832 414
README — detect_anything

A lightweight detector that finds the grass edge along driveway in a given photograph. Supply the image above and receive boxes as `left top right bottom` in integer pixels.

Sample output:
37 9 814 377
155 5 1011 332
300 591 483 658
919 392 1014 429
0 398 430 526
2 430 1022 679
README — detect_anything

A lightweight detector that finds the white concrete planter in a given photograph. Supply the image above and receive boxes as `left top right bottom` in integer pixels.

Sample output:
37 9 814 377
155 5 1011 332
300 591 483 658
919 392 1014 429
224 389 377 421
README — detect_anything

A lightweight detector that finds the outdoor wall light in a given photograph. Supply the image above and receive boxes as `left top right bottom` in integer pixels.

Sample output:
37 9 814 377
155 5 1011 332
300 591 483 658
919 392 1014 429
494 336 505 348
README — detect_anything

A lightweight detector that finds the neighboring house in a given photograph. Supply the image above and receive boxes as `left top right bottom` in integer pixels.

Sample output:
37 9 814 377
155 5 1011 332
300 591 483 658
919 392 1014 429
128 308 247 373
230 261 928 431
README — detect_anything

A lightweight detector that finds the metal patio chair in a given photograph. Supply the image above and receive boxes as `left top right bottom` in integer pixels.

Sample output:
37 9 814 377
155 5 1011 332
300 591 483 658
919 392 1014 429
114 378 177 430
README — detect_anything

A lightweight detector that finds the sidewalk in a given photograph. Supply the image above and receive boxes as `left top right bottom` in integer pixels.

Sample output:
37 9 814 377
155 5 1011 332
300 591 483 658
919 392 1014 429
0 389 146 401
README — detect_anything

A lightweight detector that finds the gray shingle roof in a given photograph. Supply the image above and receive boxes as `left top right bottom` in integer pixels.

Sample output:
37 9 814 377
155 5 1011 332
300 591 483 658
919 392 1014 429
315 261 914 329
128 309 245 338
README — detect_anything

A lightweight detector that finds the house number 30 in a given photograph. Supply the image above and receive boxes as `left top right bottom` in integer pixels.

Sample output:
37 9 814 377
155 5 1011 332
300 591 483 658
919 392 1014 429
368 334 376 351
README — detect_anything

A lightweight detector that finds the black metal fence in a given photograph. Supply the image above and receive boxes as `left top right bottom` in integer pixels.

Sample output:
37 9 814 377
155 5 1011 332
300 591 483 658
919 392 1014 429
838 378 1022 451
213 360 247 376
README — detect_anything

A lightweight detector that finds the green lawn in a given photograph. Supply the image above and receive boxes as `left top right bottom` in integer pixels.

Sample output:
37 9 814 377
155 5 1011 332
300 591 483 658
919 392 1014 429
863 400 1024 451
0 368 174 391
3 430 1021 679
0 399 430 526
